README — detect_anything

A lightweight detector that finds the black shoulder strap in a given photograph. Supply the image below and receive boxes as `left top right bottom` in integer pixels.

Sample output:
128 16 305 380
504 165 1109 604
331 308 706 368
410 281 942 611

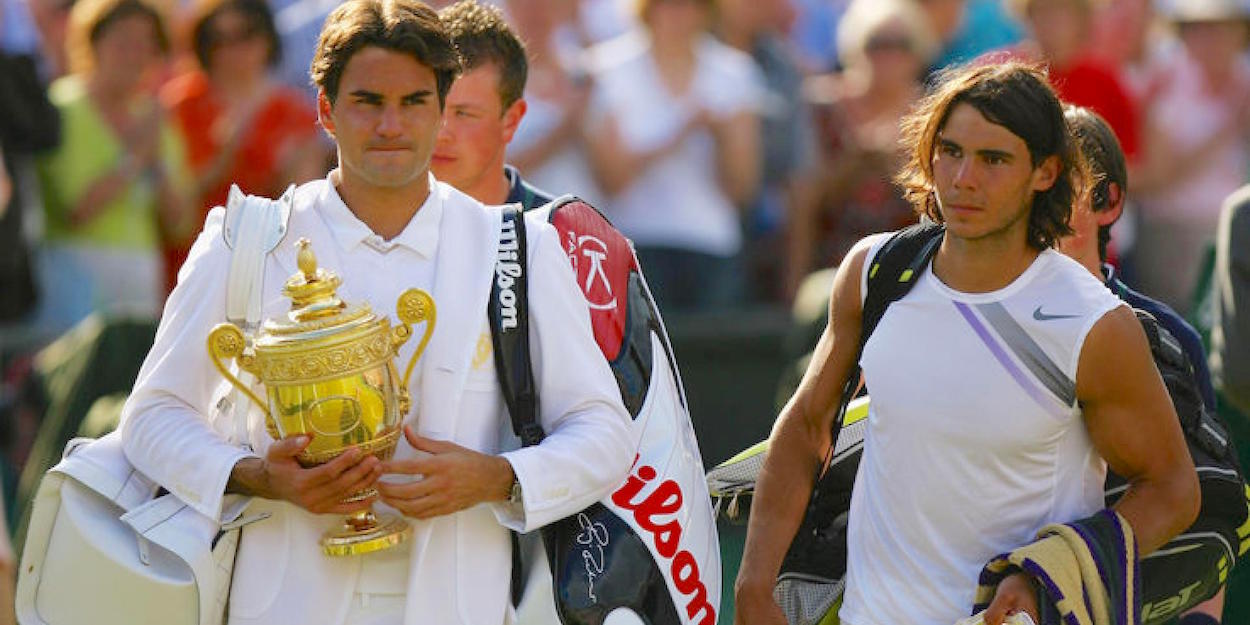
861 221 946 344
489 205 544 447
824 222 945 461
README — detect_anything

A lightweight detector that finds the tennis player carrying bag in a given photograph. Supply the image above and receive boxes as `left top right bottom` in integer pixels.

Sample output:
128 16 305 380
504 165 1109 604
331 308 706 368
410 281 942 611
709 221 1250 625
490 198 720 625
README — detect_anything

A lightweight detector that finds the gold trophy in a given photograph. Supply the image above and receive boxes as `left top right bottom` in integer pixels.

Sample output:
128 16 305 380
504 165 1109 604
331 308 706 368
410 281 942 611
207 238 435 556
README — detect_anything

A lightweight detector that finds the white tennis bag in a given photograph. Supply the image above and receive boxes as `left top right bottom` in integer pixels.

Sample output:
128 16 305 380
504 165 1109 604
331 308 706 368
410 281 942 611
15 185 289 625
499 198 721 625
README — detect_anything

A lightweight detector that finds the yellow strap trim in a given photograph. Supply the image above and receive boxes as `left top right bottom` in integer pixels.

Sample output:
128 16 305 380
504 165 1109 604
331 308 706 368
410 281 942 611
899 268 914 282
1237 485 1250 539
869 264 880 279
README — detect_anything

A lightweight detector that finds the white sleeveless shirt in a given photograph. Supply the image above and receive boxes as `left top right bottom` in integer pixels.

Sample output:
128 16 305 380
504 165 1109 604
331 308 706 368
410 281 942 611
839 238 1123 625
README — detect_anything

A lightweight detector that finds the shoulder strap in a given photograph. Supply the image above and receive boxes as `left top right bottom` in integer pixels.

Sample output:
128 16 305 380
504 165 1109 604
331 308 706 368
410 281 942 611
861 221 945 343
222 184 293 445
822 222 945 464
489 204 544 447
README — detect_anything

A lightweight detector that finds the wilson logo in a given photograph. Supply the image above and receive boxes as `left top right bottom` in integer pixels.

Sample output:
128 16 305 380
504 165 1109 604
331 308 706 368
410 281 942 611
495 217 521 330
611 462 715 625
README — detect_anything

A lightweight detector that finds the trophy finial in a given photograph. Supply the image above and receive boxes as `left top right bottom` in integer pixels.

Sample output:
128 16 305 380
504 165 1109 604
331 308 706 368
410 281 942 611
297 238 316 280
283 238 345 319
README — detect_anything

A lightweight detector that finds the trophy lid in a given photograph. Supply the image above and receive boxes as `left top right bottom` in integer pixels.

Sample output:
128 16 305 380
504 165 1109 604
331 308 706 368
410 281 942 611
260 238 377 342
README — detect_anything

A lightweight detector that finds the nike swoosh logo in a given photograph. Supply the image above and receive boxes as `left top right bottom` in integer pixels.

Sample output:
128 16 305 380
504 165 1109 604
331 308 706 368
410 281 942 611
1033 306 1081 321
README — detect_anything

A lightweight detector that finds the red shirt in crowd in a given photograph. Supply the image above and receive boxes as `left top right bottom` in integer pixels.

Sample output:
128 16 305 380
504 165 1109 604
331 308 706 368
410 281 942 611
160 71 318 292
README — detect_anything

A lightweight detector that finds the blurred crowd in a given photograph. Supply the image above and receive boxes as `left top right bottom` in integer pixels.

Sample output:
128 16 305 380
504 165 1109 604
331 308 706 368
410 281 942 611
0 0 1248 618
1 0 1247 333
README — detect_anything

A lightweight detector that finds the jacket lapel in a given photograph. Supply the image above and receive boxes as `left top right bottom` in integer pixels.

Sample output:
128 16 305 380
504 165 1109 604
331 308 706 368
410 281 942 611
270 180 344 280
405 183 501 442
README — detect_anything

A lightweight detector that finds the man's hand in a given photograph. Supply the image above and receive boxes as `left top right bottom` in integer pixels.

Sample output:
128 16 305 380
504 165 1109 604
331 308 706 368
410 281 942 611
228 435 382 514
377 425 514 519
983 572 1040 625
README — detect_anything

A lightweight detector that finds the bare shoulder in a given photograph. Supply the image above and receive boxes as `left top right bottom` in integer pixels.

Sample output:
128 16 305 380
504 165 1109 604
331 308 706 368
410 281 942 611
830 234 888 315
1075 303 1153 398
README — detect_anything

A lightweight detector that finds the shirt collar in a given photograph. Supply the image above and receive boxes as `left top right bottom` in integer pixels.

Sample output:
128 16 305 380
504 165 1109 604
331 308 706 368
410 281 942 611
318 170 442 258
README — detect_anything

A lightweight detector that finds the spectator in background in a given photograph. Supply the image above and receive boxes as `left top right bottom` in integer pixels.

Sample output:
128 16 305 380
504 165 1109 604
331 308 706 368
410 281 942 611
788 0 848 72
787 0 932 296
584 0 762 312
715 0 817 303
0 42 59 332
1132 0 1250 311
1091 0 1167 96
26 0 74 77
160 0 323 293
32 0 192 337
504 0 603 206
1010 0 1141 161
922 0 1023 70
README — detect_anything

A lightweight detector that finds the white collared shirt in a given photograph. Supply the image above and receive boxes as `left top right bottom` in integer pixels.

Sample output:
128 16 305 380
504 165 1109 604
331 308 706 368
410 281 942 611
120 171 444 523
313 171 440 348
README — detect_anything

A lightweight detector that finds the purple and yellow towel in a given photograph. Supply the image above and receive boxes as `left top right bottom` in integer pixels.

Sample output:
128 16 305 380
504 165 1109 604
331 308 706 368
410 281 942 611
972 509 1140 625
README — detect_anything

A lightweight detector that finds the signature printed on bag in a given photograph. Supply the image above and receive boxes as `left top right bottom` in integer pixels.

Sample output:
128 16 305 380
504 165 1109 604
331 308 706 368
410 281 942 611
575 512 610 601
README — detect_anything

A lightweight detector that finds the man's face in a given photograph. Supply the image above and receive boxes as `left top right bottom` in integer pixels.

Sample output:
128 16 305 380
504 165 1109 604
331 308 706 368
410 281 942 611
431 63 525 194
318 46 443 190
931 102 1059 245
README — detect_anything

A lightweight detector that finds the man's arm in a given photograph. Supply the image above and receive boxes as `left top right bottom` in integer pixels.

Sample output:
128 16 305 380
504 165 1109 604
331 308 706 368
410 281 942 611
733 238 873 625
1078 305 1200 554
121 208 377 520
983 305 1201 625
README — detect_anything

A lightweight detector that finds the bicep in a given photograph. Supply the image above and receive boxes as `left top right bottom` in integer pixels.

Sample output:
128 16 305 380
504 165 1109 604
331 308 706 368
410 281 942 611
1077 306 1189 483
782 239 870 443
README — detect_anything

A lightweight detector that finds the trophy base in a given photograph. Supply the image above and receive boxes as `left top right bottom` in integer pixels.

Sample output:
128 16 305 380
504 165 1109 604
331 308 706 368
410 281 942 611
321 512 412 557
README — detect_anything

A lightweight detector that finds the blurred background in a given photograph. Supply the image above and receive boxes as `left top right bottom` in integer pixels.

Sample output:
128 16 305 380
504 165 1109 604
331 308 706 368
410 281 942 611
2 0 1249 621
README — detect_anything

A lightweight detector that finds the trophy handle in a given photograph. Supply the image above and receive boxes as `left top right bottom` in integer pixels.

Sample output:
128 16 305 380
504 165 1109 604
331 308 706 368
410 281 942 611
207 323 271 421
393 289 436 406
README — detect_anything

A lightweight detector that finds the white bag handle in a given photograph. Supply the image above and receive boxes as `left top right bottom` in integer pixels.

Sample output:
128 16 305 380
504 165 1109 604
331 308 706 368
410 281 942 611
222 184 292 446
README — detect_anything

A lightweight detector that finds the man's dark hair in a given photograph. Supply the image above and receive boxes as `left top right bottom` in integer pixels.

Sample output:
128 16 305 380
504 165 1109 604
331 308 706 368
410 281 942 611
1065 104 1126 263
311 0 461 106
896 60 1085 250
439 0 527 110
190 0 283 71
